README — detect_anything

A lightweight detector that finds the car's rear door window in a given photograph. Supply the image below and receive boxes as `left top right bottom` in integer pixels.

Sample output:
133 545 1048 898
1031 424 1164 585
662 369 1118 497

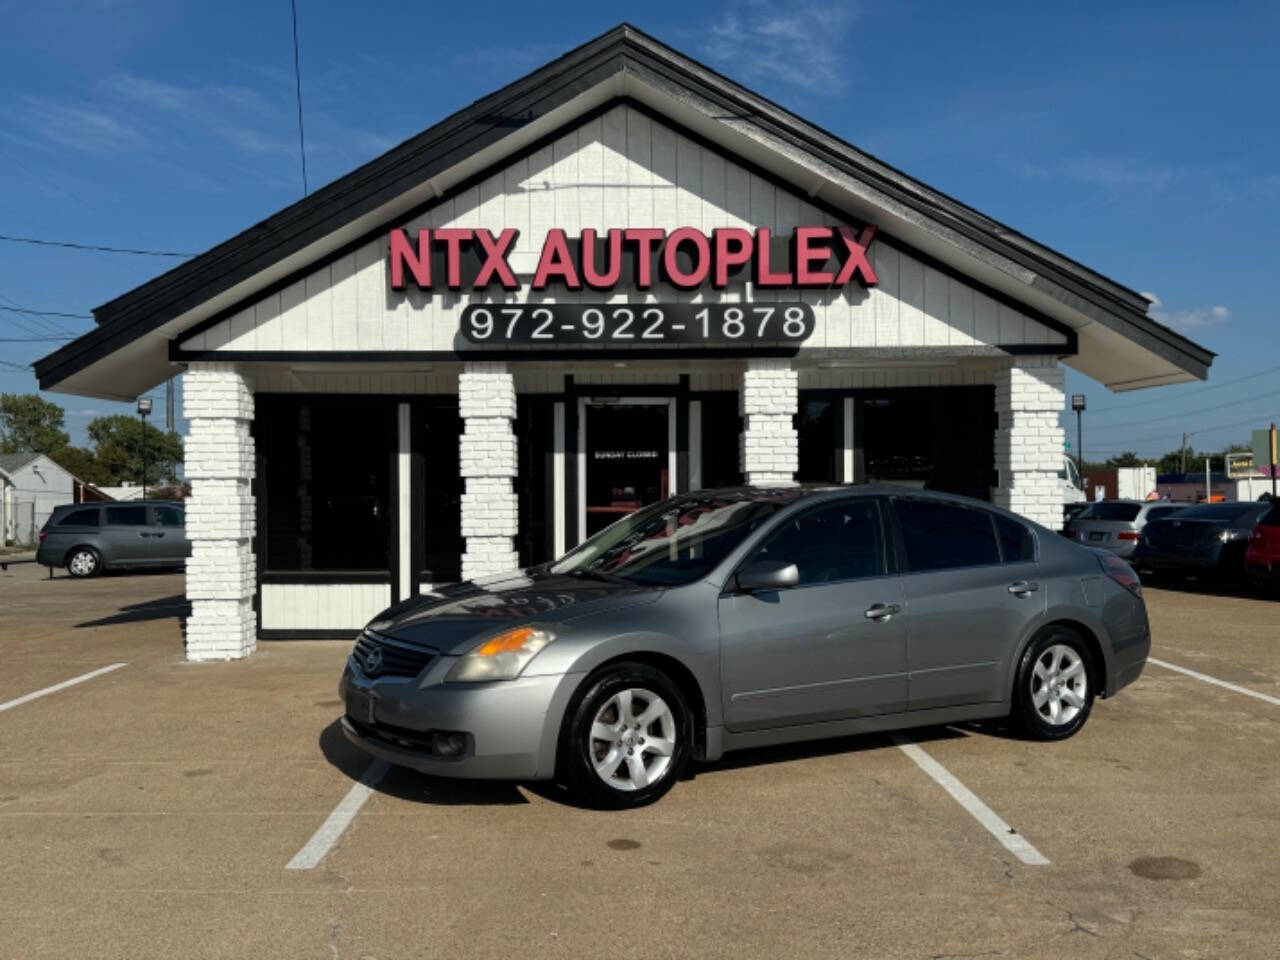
1143 506 1181 522
993 514 1036 563
893 499 1001 572
152 505 184 527
58 508 100 527
105 505 148 526
752 499 886 585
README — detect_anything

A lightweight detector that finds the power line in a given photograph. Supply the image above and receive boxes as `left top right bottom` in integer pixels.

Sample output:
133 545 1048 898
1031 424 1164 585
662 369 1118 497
0 304 92 320
1087 364 1280 414
1090 386 1280 431
290 0 309 196
0 336 75 342
0 358 33 372
0 233 195 257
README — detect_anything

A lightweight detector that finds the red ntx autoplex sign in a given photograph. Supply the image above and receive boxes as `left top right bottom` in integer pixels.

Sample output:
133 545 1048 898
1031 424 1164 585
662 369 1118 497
387 225 879 292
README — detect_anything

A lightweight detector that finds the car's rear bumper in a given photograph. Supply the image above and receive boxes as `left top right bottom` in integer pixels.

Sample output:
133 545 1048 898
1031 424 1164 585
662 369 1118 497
339 663 583 780
1245 560 1280 584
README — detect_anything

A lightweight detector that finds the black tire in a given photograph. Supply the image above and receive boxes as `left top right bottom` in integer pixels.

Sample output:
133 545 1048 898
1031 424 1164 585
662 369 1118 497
65 546 102 579
1011 627 1096 741
559 662 692 809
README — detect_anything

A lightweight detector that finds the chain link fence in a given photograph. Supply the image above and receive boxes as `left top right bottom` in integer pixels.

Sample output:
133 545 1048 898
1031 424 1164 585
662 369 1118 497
6 499 37 547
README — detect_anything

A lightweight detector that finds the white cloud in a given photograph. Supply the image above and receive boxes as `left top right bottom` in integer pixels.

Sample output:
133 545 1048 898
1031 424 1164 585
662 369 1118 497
702 1 858 93
1146 298 1231 330
1139 291 1161 308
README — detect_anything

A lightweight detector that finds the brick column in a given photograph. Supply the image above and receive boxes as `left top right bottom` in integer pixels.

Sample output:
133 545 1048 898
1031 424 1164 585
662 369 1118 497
182 363 256 661
459 362 519 580
993 357 1065 529
740 358 798 485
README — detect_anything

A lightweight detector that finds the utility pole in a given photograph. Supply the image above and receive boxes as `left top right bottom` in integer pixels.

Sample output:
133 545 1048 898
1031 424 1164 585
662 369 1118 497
165 377 174 433
1071 394 1087 483
1180 432 1189 475
1272 422 1277 501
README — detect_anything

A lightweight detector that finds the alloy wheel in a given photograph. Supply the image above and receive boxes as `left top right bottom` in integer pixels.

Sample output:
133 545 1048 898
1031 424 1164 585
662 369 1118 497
588 687 677 791
69 551 97 577
1030 643 1087 726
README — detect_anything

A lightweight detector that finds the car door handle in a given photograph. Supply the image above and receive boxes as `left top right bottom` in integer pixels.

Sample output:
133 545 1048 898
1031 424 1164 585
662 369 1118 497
153 532 165 538
1008 580 1040 596
864 602 902 621
137 532 151 538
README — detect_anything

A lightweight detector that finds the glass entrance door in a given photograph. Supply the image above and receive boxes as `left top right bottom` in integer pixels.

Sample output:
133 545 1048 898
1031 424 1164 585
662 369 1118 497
579 398 676 539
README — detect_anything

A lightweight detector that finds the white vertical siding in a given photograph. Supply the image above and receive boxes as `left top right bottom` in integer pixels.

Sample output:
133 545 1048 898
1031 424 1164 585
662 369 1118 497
181 104 1068 356
261 583 392 631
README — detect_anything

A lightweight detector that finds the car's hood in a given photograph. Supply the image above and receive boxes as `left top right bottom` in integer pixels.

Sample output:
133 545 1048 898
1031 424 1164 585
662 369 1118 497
365 567 660 654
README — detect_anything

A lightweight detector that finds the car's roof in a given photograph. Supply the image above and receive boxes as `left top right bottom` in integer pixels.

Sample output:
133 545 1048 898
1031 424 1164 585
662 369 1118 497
681 483 1003 509
54 499 183 510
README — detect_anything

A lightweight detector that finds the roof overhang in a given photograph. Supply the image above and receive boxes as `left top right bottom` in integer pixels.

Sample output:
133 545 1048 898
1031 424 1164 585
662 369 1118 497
35 23 1212 399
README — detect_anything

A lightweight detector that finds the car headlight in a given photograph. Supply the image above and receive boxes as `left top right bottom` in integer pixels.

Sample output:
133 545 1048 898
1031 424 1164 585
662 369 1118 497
445 625 556 682
1218 528 1250 542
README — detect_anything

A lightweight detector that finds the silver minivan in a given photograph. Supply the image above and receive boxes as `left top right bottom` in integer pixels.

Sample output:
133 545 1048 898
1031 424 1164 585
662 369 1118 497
36 500 190 577
1066 500 1186 558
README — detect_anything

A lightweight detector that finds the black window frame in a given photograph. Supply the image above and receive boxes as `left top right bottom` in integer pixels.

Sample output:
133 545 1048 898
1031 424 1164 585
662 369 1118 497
992 512 1038 564
254 393 397 582
732 495 892 590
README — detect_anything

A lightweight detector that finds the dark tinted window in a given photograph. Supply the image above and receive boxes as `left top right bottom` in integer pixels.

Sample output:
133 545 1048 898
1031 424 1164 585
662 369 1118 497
753 499 886 585
152 505 184 527
105 506 147 526
1143 506 1181 522
59 508 100 527
257 396 394 571
1257 504 1280 527
1173 503 1260 521
894 499 1000 572
1077 502 1142 521
994 514 1035 563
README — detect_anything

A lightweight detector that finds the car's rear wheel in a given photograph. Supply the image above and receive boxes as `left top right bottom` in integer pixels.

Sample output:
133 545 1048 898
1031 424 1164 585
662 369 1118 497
560 662 691 809
1012 627 1095 740
66 546 101 578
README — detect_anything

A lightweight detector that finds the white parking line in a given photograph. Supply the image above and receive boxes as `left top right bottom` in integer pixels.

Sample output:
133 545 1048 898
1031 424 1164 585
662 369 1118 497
286 759 389 870
1149 657 1280 707
891 734 1050 866
0 663 127 713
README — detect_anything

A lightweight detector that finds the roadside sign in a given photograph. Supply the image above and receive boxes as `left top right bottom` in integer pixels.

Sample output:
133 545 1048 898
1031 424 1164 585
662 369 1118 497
1226 451 1264 479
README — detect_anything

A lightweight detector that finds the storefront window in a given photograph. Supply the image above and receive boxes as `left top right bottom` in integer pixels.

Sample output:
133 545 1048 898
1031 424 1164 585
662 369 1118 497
416 399 462 583
257 396 394 572
698 393 743 489
796 397 838 482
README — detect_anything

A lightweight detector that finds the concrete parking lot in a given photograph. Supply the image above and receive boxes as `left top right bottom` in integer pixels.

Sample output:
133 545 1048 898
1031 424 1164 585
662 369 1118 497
1 560 1277 959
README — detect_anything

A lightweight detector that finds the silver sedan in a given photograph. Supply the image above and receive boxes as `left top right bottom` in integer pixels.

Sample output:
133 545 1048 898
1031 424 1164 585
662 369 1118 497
341 485 1150 807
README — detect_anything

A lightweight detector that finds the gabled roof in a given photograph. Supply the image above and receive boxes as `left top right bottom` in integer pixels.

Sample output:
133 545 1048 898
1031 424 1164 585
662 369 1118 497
35 23 1213 397
0 451 42 475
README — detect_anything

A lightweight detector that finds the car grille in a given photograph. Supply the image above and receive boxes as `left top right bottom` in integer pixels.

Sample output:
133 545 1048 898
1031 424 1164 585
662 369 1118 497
352 630 437 679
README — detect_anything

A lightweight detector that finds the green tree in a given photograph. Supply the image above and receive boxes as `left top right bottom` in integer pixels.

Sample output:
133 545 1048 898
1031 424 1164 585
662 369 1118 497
49 446 109 486
0 393 70 455
1104 451 1148 468
86 415 184 486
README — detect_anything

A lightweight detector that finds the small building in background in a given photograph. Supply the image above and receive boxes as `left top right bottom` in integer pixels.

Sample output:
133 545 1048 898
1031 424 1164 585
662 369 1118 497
0 452 79 545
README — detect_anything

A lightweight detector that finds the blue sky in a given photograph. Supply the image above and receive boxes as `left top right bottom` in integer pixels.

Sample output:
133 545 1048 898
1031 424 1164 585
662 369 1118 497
1 0 1277 461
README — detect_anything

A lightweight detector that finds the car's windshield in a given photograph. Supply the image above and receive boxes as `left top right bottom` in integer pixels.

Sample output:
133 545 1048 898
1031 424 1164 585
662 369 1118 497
1171 503 1261 521
1077 502 1141 521
550 495 783 586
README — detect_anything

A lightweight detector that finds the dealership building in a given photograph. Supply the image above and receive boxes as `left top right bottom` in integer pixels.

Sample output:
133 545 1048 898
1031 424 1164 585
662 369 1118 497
36 25 1213 659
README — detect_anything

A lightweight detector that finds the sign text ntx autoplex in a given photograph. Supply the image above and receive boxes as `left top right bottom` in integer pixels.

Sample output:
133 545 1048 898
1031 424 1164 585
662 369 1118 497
387 225 879 292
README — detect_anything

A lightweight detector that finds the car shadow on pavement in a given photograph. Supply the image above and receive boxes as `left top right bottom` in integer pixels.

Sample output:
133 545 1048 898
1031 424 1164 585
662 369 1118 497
75 594 191 628
318 719 530 806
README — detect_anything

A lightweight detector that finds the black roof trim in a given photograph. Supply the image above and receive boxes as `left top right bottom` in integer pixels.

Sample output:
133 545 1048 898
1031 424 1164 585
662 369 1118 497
35 22 1212 390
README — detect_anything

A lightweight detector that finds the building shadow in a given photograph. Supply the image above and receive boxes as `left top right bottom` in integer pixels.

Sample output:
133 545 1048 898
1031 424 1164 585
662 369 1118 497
76 594 191 628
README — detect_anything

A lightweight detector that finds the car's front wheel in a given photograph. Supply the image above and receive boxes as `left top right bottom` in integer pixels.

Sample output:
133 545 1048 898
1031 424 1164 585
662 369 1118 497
560 662 691 809
1012 627 1095 740
66 546 101 579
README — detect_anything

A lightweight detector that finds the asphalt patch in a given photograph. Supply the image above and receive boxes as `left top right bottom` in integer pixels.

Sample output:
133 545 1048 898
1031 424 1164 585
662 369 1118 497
1129 856 1202 880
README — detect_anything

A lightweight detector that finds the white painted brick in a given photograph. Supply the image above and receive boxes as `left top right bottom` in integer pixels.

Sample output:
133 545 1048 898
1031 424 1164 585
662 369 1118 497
459 363 519 577
740 359 798 486
993 358 1065 528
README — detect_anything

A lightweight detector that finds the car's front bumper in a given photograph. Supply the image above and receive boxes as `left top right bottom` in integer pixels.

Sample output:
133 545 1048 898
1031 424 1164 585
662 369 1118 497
339 662 583 780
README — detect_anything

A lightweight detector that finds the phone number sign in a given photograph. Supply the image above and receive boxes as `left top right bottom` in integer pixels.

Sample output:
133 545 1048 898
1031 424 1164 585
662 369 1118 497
461 302 814 345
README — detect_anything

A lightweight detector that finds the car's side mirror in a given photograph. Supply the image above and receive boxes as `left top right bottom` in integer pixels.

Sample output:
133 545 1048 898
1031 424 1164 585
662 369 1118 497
735 560 799 593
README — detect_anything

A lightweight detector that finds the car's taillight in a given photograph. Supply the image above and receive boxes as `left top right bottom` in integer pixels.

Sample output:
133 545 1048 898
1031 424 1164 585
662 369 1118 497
1098 553 1142 597
1116 531 1139 541
39 531 48 543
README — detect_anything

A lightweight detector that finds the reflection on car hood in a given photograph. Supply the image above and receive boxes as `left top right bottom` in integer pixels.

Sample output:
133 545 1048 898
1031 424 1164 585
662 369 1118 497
365 567 658 653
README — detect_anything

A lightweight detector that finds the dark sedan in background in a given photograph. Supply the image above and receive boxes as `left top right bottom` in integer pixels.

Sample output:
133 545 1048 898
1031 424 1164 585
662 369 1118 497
1066 500 1187 558
1133 501 1274 585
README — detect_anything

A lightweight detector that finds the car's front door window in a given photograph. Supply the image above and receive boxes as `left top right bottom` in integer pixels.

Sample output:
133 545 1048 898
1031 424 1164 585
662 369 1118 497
750 499 886 585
